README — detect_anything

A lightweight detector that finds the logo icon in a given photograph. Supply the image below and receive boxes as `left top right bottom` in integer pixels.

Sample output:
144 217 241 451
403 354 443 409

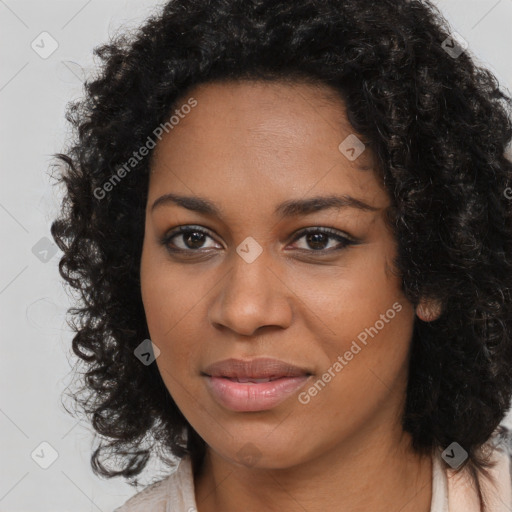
32 236 58 263
31 32 59 59
134 339 161 365
441 32 468 59
31 441 59 469
236 442 262 467
338 134 366 161
441 442 468 469
236 237 263 263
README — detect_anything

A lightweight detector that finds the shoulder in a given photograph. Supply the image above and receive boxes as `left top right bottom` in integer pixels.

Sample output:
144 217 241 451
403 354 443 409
490 425 512 458
449 426 512 512
481 426 512 510
112 456 194 512
112 475 174 512
487 425 512 491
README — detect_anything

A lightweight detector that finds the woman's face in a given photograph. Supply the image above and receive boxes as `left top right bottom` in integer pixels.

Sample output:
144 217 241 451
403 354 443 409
140 80 417 468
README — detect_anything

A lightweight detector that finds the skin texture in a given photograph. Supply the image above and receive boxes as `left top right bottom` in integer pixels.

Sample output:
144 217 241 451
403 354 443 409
140 80 437 512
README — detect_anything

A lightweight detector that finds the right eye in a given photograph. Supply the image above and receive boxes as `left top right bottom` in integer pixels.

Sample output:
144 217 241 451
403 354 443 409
160 225 222 253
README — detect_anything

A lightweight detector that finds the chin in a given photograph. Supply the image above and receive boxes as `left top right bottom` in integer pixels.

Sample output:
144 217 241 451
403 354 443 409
213 439 307 470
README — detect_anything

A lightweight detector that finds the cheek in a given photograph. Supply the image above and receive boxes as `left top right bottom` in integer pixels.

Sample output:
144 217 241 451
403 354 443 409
140 270 200 406
140 243 216 390
292 241 407 334
293 240 414 386
141 240 207 339
141 246 198 376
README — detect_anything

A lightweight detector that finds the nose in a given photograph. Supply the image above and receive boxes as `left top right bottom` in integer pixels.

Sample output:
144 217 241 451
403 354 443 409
208 248 293 337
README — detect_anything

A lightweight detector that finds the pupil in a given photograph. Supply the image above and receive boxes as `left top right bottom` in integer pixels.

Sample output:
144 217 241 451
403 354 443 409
307 233 327 250
185 232 205 248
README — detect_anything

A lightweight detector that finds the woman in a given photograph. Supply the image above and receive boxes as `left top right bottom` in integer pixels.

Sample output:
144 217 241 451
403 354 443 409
50 0 512 510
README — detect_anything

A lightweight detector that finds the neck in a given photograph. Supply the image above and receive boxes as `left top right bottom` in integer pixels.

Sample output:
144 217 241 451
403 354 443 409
194 422 433 512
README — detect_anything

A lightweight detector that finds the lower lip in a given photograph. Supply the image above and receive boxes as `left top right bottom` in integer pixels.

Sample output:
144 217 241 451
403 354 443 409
204 375 311 412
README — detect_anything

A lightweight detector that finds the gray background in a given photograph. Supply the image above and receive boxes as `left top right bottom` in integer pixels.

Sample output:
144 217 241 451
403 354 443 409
1 0 512 510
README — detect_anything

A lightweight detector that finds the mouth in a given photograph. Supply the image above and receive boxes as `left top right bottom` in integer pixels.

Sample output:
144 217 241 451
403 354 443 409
202 356 312 380
201 357 313 412
203 374 312 412
220 376 291 383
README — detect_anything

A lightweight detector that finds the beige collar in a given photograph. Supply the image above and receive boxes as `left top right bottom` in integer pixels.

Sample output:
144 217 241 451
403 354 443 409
431 444 511 511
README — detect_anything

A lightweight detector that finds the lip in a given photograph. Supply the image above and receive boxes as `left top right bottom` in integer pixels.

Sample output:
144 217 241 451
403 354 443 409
202 357 312 412
202 357 311 379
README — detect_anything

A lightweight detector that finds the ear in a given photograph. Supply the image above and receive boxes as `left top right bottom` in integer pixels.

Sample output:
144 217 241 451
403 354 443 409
416 298 442 322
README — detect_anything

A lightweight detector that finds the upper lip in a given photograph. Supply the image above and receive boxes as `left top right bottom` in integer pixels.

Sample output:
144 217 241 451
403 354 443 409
202 357 312 379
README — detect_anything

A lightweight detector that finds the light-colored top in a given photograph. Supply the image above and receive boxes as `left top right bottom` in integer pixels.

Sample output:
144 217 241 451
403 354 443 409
113 437 512 512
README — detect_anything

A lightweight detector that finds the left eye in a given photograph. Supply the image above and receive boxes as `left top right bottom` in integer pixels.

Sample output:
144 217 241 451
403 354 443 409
289 227 357 252
161 226 219 251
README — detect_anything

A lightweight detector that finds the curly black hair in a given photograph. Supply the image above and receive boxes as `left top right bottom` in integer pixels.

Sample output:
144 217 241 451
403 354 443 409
50 0 512 504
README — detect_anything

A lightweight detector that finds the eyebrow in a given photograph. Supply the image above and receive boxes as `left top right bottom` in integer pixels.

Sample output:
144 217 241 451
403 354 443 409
151 193 380 218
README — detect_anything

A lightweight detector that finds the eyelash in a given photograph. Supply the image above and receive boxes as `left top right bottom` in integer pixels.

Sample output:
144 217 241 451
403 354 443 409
160 225 359 256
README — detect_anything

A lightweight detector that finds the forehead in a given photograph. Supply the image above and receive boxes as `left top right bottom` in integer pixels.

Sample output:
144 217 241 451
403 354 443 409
148 79 385 208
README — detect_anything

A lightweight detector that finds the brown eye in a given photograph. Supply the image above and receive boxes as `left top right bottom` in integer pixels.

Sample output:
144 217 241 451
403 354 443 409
161 226 220 252
180 230 207 249
289 227 357 252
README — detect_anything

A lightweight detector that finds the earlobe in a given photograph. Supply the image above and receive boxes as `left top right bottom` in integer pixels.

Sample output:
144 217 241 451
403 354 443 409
416 298 442 322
